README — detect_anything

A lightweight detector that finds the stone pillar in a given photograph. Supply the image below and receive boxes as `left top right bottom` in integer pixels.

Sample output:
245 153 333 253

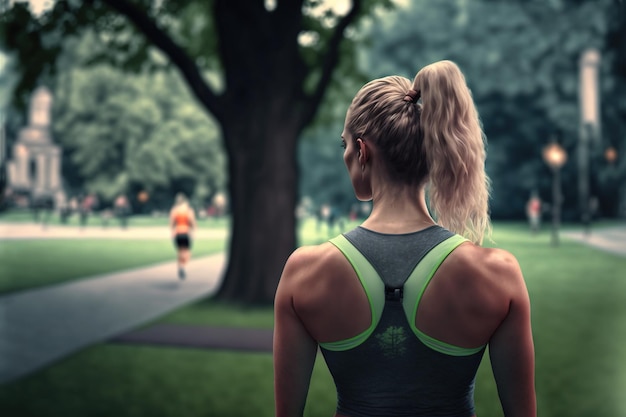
49 148 60 190
36 152 46 192
16 144 29 187
7 161 16 185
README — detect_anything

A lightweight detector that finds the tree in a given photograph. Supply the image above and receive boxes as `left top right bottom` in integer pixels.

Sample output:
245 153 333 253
52 57 226 210
363 0 625 220
1 0 390 303
298 123 358 219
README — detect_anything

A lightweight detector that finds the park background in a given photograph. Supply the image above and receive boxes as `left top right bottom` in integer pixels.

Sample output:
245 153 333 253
1 0 626 416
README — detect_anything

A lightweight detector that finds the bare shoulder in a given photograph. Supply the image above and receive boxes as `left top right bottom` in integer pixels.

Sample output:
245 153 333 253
276 240 373 342
277 242 347 293
445 242 527 300
466 242 519 269
282 242 341 273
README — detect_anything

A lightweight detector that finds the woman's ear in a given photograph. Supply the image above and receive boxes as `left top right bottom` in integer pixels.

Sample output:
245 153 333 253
356 138 368 164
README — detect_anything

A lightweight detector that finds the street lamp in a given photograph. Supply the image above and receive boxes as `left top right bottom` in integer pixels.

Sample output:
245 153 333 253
137 190 149 203
605 146 618 164
543 141 567 246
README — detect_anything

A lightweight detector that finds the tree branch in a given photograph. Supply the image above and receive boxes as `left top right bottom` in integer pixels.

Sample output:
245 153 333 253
300 0 362 128
91 0 224 121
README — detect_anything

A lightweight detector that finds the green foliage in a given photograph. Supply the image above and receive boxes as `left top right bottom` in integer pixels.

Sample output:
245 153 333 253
359 0 626 219
52 62 226 207
5 0 622 222
299 123 356 215
0 0 108 109
1 0 386 214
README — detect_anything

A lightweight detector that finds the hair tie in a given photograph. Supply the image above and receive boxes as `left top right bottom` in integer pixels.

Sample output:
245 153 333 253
403 89 419 103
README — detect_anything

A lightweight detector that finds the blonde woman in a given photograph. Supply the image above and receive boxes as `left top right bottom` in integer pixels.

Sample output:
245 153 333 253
274 61 536 417
169 193 196 279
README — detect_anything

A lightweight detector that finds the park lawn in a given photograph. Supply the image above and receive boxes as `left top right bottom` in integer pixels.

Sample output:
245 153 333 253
483 223 626 417
0 223 625 417
0 238 226 295
0 209 231 229
0 344 336 417
0 215 330 296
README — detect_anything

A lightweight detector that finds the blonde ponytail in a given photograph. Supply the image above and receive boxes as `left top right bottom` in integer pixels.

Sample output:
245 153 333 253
414 61 491 244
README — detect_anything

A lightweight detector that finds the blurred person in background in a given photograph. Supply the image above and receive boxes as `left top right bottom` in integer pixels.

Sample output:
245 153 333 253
114 194 130 229
79 193 97 229
274 60 536 417
169 193 196 280
526 191 542 235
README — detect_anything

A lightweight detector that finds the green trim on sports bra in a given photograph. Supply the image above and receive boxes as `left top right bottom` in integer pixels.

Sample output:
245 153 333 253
320 233 486 356
402 234 485 356
321 235 385 351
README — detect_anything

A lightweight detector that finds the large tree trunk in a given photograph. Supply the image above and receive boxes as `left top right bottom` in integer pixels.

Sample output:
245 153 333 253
91 0 362 305
209 0 309 304
215 109 301 304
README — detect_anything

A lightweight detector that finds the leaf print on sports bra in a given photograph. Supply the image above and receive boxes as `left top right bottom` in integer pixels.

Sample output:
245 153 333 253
375 326 408 358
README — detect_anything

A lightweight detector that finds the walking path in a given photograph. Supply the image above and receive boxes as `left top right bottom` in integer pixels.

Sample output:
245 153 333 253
561 224 626 257
0 222 238 384
0 222 623 385
0 251 229 384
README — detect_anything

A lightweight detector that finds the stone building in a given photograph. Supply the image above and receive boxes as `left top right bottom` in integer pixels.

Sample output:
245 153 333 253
5 86 65 208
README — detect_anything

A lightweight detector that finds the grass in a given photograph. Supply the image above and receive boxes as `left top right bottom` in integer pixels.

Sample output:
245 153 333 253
0 221 625 416
0 208 231 229
0 345 336 417
0 215 345 295
160 299 275 329
484 223 626 417
0 239 226 295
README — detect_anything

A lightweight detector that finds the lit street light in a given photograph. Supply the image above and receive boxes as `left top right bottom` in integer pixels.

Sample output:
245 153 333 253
605 146 618 164
543 141 567 246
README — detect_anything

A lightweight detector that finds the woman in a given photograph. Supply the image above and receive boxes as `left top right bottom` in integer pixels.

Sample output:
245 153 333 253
273 61 536 417
169 193 196 279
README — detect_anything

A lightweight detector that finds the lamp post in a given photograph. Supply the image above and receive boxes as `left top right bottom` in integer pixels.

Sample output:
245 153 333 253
543 141 567 246
604 146 619 216
579 48 601 236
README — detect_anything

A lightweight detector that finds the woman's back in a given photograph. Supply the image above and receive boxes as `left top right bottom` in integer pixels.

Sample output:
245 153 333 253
290 227 511 357
277 225 531 416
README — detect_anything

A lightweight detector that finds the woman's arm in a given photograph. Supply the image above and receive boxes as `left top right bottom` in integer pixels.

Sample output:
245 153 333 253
273 249 319 417
488 252 536 417
188 208 197 232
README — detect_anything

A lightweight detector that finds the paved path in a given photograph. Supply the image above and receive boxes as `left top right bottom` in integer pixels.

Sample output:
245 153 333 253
0 253 227 384
562 224 626 257
0 222 233 384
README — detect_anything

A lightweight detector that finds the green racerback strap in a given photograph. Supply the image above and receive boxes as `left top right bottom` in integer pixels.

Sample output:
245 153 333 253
403 235 486 356
321 233 485 356
321 234 384 351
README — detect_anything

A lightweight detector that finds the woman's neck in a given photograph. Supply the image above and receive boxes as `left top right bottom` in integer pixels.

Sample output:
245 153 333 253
361 185 435 234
